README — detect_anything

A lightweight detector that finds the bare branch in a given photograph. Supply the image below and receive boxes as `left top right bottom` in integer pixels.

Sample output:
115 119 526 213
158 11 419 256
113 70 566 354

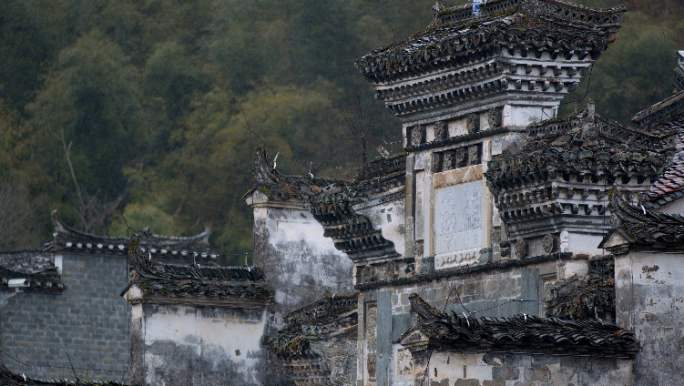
59 128 86 215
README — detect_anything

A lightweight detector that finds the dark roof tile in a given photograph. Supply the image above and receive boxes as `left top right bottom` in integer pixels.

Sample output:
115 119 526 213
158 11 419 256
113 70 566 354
402 294 638 358
124 238 273 300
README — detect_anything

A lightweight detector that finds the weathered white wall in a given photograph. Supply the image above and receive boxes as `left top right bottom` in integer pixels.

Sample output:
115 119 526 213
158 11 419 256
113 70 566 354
503 105 549 128
560 230 605 255
138 303 268 386
249 191 353 315
615 252 684 386
355 198 406 256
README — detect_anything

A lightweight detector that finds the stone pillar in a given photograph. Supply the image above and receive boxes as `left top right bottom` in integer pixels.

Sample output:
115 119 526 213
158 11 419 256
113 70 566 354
405 155 415 259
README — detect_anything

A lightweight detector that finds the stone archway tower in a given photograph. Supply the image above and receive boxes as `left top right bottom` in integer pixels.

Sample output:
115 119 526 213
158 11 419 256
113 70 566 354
355 0 626 268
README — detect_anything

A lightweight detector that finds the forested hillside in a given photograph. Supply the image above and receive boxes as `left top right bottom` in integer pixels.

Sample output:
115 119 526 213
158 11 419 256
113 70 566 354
1 0 682 263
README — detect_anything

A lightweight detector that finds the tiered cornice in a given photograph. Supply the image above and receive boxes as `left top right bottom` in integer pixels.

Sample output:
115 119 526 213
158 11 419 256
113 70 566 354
355 0 625 120
310 189 397 261
485 102 676 240
309 154 406 266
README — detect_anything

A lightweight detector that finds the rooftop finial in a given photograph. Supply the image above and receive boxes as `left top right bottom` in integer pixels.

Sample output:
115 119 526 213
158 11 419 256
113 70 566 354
473 0 484 18
432 1 443 12
586 98 595 118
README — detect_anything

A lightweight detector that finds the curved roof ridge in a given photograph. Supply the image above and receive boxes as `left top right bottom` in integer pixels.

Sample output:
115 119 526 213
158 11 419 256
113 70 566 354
50 210 212 256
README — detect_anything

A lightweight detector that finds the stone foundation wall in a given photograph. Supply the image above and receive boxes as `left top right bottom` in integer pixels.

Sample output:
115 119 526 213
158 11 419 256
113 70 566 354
426 352 633 386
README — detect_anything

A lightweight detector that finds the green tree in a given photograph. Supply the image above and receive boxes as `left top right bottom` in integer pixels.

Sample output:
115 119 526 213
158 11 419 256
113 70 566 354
27 31 144 233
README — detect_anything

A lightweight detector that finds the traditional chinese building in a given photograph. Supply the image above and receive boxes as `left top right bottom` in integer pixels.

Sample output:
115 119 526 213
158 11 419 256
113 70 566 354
263 1 684 386
0 212 214 382
3 1 684 386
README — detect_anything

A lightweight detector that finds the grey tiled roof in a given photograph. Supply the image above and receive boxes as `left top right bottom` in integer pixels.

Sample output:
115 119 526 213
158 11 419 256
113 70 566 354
644 123 684 208
604 189 684 251
49 210 217 264
268 291 359 358
356 0 625 82
0 250 55 275
0 250 64 293
402 294 639 358
125 238 273 300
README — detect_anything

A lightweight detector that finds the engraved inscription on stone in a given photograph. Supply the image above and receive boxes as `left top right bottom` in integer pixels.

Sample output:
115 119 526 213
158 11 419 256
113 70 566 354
434 182 483 256
396 348 413 376
449 118 468 137
435 247 481 269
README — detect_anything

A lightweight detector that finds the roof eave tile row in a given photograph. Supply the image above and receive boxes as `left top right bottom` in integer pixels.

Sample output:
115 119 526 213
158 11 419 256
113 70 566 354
356 0 624 83
49 211 214 259
402 294 638 358
125 239 273 301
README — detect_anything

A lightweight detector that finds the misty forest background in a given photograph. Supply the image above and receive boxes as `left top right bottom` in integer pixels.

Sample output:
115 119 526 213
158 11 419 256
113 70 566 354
1 0 682 264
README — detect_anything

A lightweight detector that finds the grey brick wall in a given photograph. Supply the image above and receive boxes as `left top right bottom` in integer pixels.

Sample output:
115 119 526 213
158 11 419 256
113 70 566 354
0 253 130 382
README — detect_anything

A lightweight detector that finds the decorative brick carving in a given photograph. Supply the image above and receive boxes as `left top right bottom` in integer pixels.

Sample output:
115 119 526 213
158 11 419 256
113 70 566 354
468 145 480 165
500 242 511 257
491 226 501 243
455 147 468 168
366 306 377 380
515 238 529 259
420 256 434 274
432 152 442 173
410 126 425 146
487 108 502 129
434 121 448 140
542 234 557 254
362 265 376 282
442 151 455 171
386 261 399 280
466 113 480 134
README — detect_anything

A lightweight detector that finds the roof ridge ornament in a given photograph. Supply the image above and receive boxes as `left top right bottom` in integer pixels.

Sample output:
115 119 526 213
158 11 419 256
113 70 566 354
472 0 484 18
